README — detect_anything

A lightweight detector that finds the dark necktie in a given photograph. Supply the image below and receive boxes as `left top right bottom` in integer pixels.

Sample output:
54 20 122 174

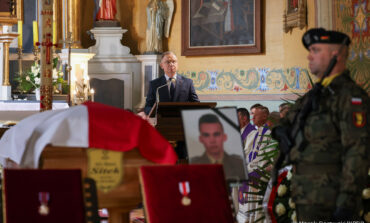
169 78 175 101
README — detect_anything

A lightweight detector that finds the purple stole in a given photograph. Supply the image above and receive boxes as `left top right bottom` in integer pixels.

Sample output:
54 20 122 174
248 125 269 162
241 123 256 143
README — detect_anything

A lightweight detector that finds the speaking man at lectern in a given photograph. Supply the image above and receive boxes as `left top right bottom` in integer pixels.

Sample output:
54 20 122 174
144 51 199 115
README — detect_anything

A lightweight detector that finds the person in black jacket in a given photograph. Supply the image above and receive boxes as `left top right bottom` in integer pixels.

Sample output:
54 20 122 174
144 51 199 115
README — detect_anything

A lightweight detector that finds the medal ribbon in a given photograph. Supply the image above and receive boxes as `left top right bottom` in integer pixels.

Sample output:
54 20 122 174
178 181 190 196
39 192 50 204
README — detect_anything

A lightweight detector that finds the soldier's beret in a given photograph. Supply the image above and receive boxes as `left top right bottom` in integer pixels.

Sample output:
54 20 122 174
302 28 351 49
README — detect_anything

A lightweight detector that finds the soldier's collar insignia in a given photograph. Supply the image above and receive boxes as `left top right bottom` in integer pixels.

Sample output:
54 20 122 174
353 112 366 128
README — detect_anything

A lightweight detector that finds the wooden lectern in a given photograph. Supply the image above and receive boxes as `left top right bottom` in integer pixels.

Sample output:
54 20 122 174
40 146 155 223
154 102 216 141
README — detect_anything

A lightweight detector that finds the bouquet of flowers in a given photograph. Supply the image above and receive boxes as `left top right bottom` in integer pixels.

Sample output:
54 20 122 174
16 58 67 94
271 167 296 223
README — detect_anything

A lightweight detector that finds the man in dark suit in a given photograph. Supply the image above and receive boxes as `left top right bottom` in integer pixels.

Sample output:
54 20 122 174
144 51 199 115
190 113 246 180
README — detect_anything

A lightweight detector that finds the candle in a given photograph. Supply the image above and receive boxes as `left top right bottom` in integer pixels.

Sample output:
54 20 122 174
53 21 57 45
33 21 39 46
90 89 95 102
17 20 23 48
73 90 77 105
86 75 90 90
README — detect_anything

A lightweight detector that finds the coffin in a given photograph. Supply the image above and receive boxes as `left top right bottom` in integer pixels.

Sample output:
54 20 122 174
40 145 155 223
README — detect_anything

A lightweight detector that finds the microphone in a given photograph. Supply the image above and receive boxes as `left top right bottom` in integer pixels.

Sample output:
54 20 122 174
156 80 171 103
156 78 176 103
148 79 173 119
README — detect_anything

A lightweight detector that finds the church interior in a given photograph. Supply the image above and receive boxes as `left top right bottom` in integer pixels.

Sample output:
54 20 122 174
0 0 369 222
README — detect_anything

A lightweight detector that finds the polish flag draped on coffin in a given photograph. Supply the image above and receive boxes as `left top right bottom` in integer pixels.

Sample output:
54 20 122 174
0 102 177 168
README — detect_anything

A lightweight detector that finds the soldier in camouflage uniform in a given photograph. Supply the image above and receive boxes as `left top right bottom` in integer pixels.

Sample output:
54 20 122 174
278 28 369 220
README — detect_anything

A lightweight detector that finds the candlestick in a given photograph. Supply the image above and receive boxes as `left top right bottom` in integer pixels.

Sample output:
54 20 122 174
17 20 23 48
33 21 39 46
72 89 77 105
62 32 77 106
17 47 23 76
32 47 40 62
86 75 90 92
90 89 95 102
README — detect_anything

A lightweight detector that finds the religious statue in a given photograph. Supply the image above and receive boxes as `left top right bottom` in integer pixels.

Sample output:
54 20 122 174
146 0 174 54
94 0 117 21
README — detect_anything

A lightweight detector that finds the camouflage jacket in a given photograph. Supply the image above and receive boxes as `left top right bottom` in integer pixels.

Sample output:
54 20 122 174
281 70 369 213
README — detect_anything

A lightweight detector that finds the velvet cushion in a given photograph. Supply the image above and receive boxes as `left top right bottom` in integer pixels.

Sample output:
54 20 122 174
3 169 86 223
140 164 234 223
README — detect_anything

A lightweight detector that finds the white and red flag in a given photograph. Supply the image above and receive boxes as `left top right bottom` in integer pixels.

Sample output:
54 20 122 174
0 102 177 167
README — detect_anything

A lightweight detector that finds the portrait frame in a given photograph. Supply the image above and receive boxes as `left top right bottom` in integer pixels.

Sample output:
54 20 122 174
283 0 306 33
0 0 23 24
181 107 248 181
181 0 261 56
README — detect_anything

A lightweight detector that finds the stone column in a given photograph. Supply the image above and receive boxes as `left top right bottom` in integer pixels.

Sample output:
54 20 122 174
2 41 11 86
0 32 18 100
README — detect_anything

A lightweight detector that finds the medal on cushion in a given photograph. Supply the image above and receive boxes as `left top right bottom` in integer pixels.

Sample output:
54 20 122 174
38 192 50 216
179 181 191 206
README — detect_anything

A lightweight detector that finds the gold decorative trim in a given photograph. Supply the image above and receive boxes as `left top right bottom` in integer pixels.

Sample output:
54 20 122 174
283 0 307 33
0 0 23 24
66 0 82 48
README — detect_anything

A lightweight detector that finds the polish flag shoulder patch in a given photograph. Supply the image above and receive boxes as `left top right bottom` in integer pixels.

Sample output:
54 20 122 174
351 97 362 105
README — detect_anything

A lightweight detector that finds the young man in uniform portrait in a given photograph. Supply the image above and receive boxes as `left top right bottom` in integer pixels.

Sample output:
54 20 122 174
191 113 246 180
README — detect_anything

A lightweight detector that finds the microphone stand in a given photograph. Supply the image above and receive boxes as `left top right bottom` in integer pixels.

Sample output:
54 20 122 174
147 80 173 122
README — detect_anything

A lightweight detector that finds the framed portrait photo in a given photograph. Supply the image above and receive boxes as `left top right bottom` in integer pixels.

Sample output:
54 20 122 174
0 0 23 24
181 107 248 181
181 0 261 56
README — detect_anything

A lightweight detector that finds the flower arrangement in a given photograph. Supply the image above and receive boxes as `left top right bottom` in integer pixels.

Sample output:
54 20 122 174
272 168 296 223
16 57 68 94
